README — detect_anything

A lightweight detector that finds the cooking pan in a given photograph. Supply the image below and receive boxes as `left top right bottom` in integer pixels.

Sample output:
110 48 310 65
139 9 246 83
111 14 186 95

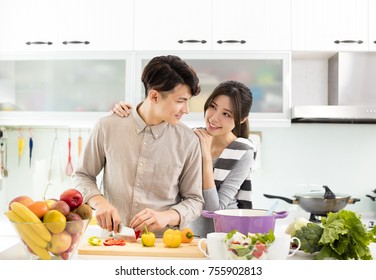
264 185 360 215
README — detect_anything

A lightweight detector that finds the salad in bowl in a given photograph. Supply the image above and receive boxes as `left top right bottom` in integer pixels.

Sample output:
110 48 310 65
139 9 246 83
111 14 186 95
225 230 275 260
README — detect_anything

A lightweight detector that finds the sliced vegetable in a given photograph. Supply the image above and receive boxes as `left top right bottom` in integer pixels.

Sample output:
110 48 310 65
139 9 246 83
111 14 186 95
87 236 102 246
103 237 126 246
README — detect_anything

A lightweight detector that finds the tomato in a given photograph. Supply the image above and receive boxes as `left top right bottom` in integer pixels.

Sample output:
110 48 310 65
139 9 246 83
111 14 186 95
103 237 126 246
252 241 267 259
181 228 194 243
87 236 102 246
135 230 141 239
255 241 267 252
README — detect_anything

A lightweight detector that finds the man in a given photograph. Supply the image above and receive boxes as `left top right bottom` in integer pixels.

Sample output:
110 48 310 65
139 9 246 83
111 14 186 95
74 55 204 236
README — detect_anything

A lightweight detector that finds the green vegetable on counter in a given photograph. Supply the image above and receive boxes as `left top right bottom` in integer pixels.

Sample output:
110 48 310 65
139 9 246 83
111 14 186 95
294 222 323 254
289 210 376 260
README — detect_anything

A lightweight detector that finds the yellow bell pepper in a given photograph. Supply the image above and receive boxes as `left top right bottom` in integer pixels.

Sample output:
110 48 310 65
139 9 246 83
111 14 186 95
163 228 182 248
141 226 156 247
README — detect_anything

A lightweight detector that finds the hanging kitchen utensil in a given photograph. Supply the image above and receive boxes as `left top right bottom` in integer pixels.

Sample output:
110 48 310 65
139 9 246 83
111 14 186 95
77 129 83 157
17 129 25 167
263 185 361 216
28 128 33 168
65 129 74 176
0 129 8 186
43 130 64 199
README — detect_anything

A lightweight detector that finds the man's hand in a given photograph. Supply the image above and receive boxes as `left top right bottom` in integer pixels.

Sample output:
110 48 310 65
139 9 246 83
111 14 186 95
88 195 121 232
129 208 180 232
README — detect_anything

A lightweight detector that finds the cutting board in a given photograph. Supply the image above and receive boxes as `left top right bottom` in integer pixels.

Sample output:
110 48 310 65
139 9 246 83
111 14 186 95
78 238 206 258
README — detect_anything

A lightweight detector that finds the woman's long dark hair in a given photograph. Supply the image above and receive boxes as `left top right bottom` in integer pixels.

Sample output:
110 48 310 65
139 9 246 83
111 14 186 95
204 81 253 138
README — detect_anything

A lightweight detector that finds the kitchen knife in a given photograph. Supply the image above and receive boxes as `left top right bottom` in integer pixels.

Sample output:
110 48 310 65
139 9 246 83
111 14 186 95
112 224 137 242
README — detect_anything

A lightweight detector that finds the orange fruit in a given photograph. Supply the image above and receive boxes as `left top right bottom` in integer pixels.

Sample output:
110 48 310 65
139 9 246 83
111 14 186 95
27 201 49 219
43 210 67 234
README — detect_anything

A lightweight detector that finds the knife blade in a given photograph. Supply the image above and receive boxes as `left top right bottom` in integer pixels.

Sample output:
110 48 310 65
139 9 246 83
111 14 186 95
112 224 137 242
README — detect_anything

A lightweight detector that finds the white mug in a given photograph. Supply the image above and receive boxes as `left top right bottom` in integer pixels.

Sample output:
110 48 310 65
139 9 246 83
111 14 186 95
267 233 301 260
198 232 229 260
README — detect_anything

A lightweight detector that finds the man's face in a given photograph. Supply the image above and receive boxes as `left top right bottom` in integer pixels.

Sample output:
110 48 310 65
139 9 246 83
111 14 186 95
155 84 191 125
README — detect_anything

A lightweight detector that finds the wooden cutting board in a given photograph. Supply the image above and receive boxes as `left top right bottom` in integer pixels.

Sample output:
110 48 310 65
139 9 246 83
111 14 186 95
78 238 206 258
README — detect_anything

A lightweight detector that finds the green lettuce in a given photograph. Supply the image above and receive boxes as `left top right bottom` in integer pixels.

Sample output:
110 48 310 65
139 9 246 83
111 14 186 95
314 210 376 260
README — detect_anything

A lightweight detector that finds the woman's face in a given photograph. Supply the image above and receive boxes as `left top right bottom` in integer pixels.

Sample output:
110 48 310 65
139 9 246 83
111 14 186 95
205 95 235 136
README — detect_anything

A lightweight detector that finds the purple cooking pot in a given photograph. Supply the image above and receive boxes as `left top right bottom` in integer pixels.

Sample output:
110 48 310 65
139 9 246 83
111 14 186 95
201 209 288 234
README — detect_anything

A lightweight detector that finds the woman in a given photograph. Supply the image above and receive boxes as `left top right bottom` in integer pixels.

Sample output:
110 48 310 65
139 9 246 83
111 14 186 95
113 81 256 237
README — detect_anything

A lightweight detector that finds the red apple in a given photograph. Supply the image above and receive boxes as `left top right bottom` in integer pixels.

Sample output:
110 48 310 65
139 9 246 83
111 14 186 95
60 189 83 210
65 212 84 234
49 200 70 216
8 196 33 210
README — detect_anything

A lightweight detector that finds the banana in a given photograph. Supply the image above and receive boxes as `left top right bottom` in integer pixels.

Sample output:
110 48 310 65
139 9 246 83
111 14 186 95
5 210 49 248
13 221 51 260
10 202 51 242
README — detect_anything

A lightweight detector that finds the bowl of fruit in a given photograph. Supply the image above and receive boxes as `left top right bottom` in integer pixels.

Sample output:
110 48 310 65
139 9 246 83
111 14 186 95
224 230 275 260
5 189 92 260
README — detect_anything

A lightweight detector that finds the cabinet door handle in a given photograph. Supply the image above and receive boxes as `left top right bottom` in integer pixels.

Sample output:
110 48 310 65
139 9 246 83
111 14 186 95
62 41 90 45
26 41 53 45
178 40 207 44
217 40 246 44
334 40 363 44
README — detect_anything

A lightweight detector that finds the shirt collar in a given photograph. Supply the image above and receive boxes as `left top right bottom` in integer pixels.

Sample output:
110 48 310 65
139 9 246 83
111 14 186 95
133 102 169 139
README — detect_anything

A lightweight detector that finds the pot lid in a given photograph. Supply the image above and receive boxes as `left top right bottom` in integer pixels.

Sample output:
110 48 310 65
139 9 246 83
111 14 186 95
296 185 350 199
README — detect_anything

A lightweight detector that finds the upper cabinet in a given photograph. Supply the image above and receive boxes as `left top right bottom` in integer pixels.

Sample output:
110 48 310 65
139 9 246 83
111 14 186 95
212 0 291 51
0 0 134 52
133 0 212 51
134 0 291 51
292 0 369 52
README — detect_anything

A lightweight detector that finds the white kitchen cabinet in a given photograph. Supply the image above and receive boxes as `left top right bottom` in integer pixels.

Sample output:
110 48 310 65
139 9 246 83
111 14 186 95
0 53 132 128
0 0 57 52
0 0 134 52
133 0 212 51
369 0 376 51
292 0 369 52
212 0 291 51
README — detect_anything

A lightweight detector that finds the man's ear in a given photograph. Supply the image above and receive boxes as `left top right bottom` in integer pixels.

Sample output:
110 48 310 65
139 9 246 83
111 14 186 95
148 90 160 103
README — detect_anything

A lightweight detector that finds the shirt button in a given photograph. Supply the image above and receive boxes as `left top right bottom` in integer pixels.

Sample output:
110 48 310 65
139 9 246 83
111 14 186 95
139 163 143 166
134 203 138 207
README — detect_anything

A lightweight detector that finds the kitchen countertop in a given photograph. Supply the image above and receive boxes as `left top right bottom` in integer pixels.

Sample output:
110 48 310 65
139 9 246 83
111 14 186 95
1 210 375 260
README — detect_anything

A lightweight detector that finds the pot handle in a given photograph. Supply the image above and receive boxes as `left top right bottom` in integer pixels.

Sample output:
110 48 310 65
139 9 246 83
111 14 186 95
348 198 361 204
263 194 295 204
273 211 288 219
201 210 218 219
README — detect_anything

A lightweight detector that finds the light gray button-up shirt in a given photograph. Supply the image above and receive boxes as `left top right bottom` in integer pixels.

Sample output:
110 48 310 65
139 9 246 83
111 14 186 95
74 110 204 230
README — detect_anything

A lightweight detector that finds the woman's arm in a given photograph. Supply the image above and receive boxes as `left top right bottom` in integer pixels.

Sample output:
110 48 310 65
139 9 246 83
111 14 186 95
204 149 254 211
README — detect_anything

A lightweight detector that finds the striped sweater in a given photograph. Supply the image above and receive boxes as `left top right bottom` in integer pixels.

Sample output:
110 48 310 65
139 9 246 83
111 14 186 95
213 137 257 209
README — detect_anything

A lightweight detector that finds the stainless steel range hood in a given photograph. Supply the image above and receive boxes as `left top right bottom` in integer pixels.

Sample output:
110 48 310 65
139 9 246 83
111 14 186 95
292 52 376 123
